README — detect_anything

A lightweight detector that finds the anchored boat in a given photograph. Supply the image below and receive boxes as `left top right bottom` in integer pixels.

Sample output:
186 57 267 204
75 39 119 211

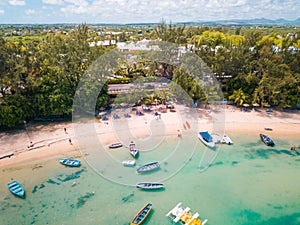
260 133 275 147
129 141 139 158
166 202 208 225
59 158 81 167
136 162 160 173
130 203 152 225
122 160 136 167
136 182 165 190
7 180 25 198
109 142 123 149
198 131 215 148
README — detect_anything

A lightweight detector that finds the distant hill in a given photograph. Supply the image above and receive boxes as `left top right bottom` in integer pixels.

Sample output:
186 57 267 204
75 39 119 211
179 18 300 26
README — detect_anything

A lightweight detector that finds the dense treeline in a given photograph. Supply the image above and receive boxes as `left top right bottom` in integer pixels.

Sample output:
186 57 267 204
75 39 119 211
150 22 300 108
0 24 110 126
0 23 299 127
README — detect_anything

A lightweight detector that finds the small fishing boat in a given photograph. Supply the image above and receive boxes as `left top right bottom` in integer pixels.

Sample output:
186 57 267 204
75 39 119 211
166 202 208 225
137 162 160 173
264 127 273 131
136 182 165 190
198 131 215 148
130 203 152 225
260 133 275 147
122 160 136 167
109 142 123 149
59 158 81 167
129 141 139 158
222 134 233 145
7 180 25 198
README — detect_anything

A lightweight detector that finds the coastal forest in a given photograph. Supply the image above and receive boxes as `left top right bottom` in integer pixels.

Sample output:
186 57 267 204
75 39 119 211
0 23 299 127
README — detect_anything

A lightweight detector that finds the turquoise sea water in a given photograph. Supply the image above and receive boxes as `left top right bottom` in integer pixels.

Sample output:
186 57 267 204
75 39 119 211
1 133 300 225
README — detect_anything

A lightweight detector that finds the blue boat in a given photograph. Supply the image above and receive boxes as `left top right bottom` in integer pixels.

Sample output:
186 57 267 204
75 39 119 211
137 162 160 173
7 180 25 198
59 158 81 167
260 134 275 147
130 203 152 225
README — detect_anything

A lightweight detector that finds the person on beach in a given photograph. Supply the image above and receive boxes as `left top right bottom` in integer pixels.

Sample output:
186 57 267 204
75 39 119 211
69 138 72 145
64 127 67 134
177 129 182 138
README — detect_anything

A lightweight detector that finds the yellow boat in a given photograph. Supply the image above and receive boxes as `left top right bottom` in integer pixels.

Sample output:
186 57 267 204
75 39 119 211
130 203 152 225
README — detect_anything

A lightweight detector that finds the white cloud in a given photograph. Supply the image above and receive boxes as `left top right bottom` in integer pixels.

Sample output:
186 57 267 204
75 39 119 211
25 9 35 15
8 0 26 6
0 9 4 14
42 0 63 5
6 0 299 23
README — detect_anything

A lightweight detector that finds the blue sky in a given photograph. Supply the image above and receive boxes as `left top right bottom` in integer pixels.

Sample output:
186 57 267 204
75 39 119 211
0 0 299 24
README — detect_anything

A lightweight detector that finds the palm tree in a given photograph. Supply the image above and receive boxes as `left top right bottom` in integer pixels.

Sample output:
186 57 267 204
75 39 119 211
229 88 248 106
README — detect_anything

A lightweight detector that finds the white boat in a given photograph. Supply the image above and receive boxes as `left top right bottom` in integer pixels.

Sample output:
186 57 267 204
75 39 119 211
122 160 136 167
136 182 165 190
129 141 139 158
166 202 208 225
198 132 215 148
222 134 233 145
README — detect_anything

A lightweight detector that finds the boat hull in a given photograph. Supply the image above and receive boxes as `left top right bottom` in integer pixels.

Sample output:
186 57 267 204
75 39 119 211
130 203 152 225
59 158 81 167
122 160 136 167
129 142 139 158
7 181 25 198
136 182 164 190
198 132 215 148
109 143 123 149
136 162 160 173
260 134 275 147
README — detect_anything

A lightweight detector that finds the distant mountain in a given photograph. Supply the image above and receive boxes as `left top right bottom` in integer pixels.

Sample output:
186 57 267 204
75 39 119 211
191 18 300 26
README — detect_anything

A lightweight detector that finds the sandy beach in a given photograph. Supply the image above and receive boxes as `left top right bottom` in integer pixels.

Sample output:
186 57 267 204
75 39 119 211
0 105 299 169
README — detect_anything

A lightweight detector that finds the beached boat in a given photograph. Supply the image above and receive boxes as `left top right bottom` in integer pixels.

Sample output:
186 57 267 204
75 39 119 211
166 202 208 225
222 134 233 145
129 141 139 158
130 203 152 225
7 180 25 198
59 158 81 167
122 160 136 167
198 131 215 148
136 162 160 173
136 182 165 190
260 134 275 147
109 142 123 149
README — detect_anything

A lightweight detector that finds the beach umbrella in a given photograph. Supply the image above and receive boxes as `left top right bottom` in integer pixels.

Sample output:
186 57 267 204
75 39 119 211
263 103 270 107
252 103 260 107
243 103 250 107
98 112 107 116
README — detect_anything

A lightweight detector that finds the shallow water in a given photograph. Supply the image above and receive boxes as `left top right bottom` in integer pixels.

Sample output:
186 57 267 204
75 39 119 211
1 133 300 225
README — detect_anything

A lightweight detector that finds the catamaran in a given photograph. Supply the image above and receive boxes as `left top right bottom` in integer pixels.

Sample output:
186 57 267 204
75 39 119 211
166 202 208 225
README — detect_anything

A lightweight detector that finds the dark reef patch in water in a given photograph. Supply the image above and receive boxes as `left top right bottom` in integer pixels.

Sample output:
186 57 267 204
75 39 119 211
249 212 300 225
231 161 238 166
122 192 134 203
75 192 95 208
57 169 85 182
209 161 223 168
245 148 299 160
46 179 60 185
238 209 261 221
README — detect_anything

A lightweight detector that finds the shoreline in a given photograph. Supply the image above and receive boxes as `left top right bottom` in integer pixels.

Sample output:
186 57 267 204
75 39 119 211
0 106 299 169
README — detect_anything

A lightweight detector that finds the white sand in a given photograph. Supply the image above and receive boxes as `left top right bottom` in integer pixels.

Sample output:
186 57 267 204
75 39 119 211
0 105 299 169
